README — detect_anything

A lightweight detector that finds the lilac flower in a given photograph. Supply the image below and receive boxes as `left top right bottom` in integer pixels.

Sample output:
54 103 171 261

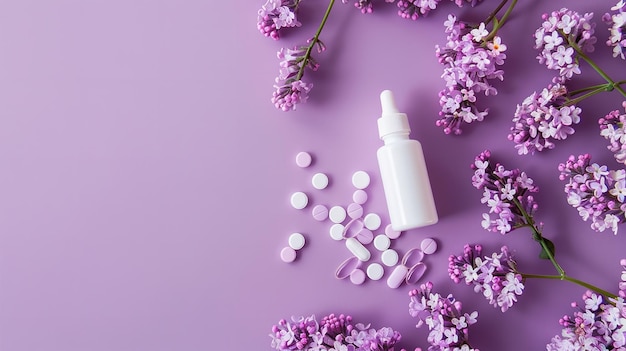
534 8 597 83
471 150 539 235
558 154 626 234
508 83 582 155
546 259 626 350
272 44 321 111
342 0 395 14
448 244 524 312
395 0 441 20
603 0 626 59
408 282 480 351
599 101 626 164
257 0 302 40
435 16 506 134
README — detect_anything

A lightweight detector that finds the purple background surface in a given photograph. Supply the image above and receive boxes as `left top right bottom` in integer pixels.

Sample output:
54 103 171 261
1 1 625 350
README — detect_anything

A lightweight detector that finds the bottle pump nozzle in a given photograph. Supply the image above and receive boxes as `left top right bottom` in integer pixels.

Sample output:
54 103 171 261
378 90 411 140
380 90 400 114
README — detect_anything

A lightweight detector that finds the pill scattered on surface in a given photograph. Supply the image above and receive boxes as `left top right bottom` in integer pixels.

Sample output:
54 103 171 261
355 228 373 245
288 232 306 250
387 265 409 289
343 219 364 239
311 204 329 221
381 249 399 267
352 171 371 189
350 269 366 285
352 189 368 204
363 213 382 231
366 263 384 281
329 205 347 224
346 203 364 219
311 172 329 190
345 237 371 262
384 224 401 239
329 224 345 241
295 151 312 168
406 263 427 284
290 191 308 209
374 234 391 251
420 238 438 255
280 246 297 263
335 256 360 279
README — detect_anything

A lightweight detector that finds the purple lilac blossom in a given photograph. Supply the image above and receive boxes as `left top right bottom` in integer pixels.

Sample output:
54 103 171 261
558 154 626 234
342 0 395 14
270 313 406 351
599 101 626 165
435 15 506 135
546 259 626 350
471 150 539 235
272 45 319 111
408 282 479 351
534 8 597 83
448 244 524 313
603 0 626 59
257 0 302 40
508 83 582 155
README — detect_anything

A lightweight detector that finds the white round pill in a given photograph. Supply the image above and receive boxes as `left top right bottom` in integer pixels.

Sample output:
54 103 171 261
381 249 399 267
290 191 308 210
363 213 381 231
329 206 347 224
366 263 384 281
329 223 345 241
373 234 391 251
295 151 312 168
420 238 438 255
288 232 306 250
311 173 329 190
352 171 371 189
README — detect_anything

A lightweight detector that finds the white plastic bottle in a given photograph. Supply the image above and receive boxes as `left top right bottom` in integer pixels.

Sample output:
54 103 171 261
376 90 438 231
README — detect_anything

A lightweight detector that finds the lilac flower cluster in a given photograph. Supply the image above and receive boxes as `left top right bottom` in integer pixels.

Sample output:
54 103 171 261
342 0 395 14
599 101 626 165
546 259 626 350
257 0 302 40
471 150 539 235
272 45 319 111
435 16 507 135
534 8 597 84
448 244 524 312
508 83 582 155
269 313 405 351
603 0 626 59
558 154 626 234
408 281 479 351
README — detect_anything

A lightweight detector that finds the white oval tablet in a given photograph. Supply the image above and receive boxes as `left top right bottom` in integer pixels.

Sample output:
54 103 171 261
381 249 399 267
290 191 308 210
363 213 381 231
329 206 347 224
288 232 306 250
366 263 384 281
352 171 371 189
311 173 329 190
329 223 345 241
374 234 391 251
387 265 409 288
345 237 371 262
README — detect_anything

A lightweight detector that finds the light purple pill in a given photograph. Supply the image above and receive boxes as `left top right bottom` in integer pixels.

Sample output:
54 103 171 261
406 263 427 285
311 205 329 221
386 265 409 289
352 189 368 205
343 218 364 239
295 151 312 168
280 247 297 263
420 238 438 255
336 256 361 279
346 203 364 219
356 228 373 245
350 269 366 285
384 224 401 239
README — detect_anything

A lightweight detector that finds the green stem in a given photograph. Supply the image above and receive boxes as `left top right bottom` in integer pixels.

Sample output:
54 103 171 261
484 0 508 25
564 85 609 106
483 0 518 42
568 83 614 96
521 273 618 300
295 0 335 81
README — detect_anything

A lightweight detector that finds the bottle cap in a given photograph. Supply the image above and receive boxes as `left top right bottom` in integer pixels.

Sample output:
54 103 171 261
377 90 411 140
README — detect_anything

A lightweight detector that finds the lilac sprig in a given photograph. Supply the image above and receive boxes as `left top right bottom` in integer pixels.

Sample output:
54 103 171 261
599 101 626 164
558 153 626 235
341 0 395 14
435 0 515 135
269 313 407 351
257 0 302 40
448 244 524 312
546 259 626 350
408 282 479 351
603 0 626 60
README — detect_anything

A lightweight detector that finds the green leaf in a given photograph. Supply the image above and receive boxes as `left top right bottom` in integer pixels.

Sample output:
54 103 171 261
539 238 556 259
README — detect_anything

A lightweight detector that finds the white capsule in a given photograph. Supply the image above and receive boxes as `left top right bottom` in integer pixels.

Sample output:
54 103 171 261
345 237 371 262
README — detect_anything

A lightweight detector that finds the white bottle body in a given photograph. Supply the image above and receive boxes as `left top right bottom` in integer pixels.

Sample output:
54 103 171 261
377 137 438 231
